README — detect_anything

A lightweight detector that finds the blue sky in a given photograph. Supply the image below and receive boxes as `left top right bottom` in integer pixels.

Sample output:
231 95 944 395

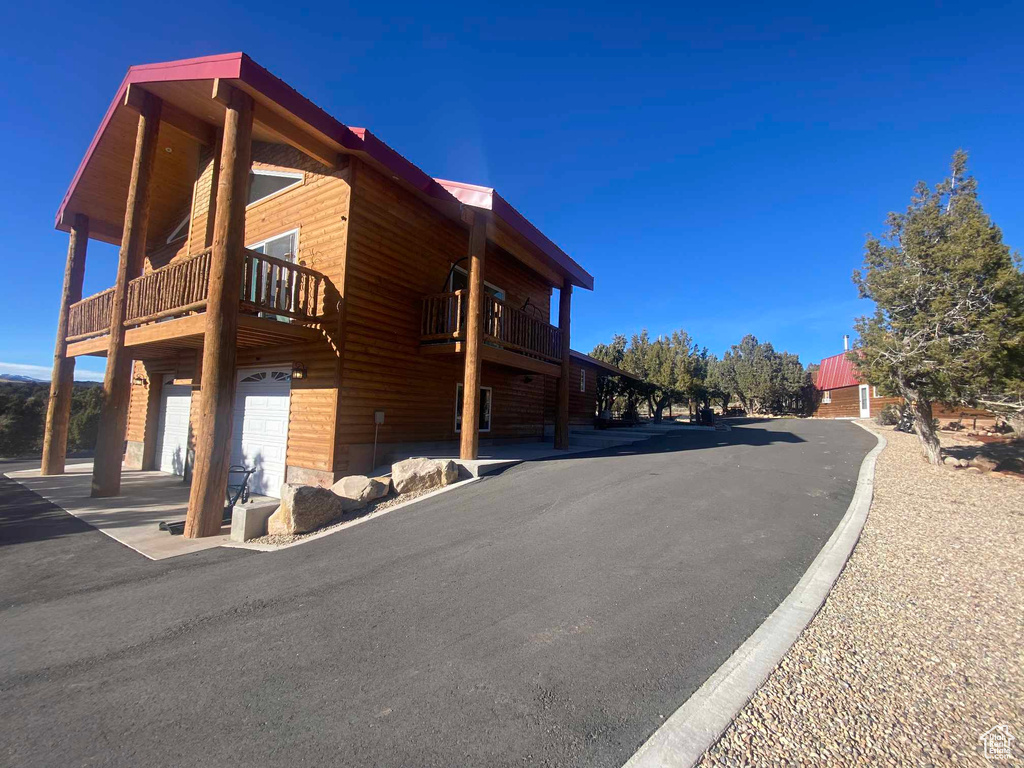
1 0 1021 382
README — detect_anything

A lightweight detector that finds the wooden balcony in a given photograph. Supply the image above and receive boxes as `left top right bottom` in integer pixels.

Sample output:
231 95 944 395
66 248 329 358
420 291 564 377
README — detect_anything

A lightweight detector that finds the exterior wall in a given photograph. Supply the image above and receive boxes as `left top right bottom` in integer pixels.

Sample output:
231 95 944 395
335 160 556 474
544 358 599 426
127 142 351 477
126 145 562 481
812 384 902 418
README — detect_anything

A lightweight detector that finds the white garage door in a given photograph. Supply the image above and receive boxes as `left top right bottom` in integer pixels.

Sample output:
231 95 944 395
156 380 192 476
230 369 292 498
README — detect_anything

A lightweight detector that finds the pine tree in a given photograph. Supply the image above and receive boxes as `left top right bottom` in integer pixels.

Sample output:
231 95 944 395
853 151 1024 464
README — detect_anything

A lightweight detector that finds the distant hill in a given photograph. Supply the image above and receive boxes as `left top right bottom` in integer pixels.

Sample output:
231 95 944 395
0 374 43 383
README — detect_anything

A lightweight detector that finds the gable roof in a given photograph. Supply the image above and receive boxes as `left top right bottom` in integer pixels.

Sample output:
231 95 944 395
56 52 594 290
815 352 862 390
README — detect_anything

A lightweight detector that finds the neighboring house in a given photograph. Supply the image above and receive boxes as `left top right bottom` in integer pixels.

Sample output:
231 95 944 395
810 345 993 425
40 53 596 538
811 351 902 419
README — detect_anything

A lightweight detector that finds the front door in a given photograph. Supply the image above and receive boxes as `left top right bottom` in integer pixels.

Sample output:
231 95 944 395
859 384 870 418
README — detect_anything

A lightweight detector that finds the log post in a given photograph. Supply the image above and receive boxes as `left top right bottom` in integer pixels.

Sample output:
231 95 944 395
184 82 253 538
459 212 488 461
91 91 162 497
554 283 573 449
41 214 89 475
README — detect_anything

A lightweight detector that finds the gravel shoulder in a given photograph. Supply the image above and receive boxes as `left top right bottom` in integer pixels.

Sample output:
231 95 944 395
698 422 1024 766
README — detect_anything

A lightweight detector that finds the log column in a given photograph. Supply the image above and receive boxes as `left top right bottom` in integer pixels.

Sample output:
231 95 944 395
184 83 253 538
554 284 573 449
91 91 162 497
41 214 89 475
459 212 488 461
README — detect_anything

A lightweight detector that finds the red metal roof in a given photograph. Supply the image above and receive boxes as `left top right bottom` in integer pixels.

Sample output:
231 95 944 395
56 53 594 290
815 352 862 390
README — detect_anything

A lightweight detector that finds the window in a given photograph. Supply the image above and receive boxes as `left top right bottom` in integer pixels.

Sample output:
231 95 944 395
247 229 300 318
822 390 832 404
166 214 189 244
872 386 879 398
248 229 298 261
580 368 586 393
240 371 292 383
448 265 505 301
455 384 492 433
247 169 303 207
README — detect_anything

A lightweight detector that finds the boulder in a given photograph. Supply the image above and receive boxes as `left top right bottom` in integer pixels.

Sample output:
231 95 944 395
392 458 460 495
969 455 999 472
331 474 391 505
942 456 961 468
267 484 347 536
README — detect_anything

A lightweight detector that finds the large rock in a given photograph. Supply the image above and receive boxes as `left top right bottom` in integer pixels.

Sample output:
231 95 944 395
969 455 999 472
331 474 391 505
267 484 348 536
391 458 459 495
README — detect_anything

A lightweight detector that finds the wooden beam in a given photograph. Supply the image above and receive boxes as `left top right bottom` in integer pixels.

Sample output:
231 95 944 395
253 103 339 169
460 212 487 461
185 85 254 538
91 91 163 497
554 284 572 450
125 85 214 145
41 214 89 475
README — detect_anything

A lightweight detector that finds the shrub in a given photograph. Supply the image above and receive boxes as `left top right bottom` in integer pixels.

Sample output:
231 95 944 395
877 403 901 426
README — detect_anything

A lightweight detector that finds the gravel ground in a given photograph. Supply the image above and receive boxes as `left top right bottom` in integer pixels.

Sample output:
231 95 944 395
699 422 1023 766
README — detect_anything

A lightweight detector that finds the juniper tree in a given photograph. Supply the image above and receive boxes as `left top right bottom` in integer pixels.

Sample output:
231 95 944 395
852 151 1024 464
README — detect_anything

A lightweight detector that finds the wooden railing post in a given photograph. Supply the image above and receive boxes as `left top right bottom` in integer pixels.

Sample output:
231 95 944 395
184 81 253 538
460 212 488 460
41 214 89 475
91 90 162 497
554 284 573 449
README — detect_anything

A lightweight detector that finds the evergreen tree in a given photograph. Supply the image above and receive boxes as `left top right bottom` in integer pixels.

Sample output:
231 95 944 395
853 151 1024 463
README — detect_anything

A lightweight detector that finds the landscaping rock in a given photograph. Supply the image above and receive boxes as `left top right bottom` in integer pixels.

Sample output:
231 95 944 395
942 456 960 467
267 484 347 536
392 458 459 495
969 455 999 472
331 474 391 505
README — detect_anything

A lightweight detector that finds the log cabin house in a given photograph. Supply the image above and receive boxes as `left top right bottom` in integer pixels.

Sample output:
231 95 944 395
40 53 601 538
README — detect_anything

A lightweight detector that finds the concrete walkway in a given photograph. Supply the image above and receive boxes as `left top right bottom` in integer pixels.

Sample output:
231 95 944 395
4 463 230 560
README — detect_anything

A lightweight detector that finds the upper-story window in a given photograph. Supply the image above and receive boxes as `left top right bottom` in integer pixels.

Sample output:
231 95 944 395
448 265 505 301
248 229 299 262
247 169 303 207
166 214 189 244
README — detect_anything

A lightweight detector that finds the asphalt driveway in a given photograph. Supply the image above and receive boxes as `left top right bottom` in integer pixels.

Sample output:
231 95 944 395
0 419 876 767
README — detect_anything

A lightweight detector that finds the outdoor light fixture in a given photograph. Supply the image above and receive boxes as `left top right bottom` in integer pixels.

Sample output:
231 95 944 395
291 362 307 380
132 375 147 387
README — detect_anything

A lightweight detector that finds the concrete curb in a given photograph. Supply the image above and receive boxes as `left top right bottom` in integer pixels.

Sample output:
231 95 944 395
623 423 887 768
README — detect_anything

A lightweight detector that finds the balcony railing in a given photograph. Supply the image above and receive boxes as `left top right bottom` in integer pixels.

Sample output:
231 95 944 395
420 291 563 364
67 288 115 341
65 248 326 343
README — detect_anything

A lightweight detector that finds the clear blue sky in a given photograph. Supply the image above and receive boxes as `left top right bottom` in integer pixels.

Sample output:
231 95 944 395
2 0 1021 381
